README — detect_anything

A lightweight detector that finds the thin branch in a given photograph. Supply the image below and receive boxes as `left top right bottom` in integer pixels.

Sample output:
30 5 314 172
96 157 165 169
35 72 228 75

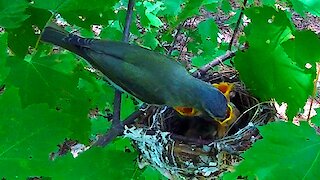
228 0 248 50
122 0 135 42
93 109 144 146
94 0 135 147
112 0 135 127
167 24 182 55
112 91 122 127
192 45 247 78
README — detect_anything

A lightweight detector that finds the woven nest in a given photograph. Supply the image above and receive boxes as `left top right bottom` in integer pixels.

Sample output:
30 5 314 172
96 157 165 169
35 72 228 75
124 66 276 179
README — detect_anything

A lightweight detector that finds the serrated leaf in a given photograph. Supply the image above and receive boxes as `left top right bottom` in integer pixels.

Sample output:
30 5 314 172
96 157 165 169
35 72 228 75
224 121 320 179
235 7 313 120
0 0 30 29
290 0 320 17
160 0 184 16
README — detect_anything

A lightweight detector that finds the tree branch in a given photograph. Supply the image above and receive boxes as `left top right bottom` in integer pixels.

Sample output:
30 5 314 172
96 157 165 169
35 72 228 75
167 24 182 55
228 0 248 50
192 45 247 78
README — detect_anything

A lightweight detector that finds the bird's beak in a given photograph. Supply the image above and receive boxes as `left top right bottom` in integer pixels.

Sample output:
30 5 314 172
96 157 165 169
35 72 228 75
216 103 241 138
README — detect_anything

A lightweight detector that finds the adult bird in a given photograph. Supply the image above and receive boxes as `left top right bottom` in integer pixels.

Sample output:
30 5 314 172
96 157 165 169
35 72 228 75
40 24 228 120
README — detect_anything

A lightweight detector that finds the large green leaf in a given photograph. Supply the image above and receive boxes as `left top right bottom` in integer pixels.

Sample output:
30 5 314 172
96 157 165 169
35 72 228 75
235 7 314 120
5 53 82 107
0 87 75 177
282 30 320 75
0 0 29 29
0 33 9 84
224 121 320 179
32 0 118 29
290 0 320 17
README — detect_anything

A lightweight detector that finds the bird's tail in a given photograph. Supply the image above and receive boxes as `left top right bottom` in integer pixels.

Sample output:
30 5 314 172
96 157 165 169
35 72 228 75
40 23 86 57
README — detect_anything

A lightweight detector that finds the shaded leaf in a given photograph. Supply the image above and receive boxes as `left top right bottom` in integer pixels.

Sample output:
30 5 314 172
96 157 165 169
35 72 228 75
235 7 314 120
224 121 320 179
0 0 29 29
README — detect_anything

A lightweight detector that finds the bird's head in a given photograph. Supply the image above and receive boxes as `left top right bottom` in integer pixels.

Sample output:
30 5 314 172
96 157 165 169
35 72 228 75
200 87 228 119
174 82 231 120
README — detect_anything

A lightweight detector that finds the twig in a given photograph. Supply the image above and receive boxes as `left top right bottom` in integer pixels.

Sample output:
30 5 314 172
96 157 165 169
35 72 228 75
228 0 248 50
93 108 144 146
192 45 247 77
307 63 320 120
94 0 135 147
167 24 182 55
112 0 135 127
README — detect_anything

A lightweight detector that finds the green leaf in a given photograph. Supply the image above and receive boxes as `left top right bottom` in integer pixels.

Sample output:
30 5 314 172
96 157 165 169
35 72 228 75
5 54 80 107
100 26 123 41
160 0 184 16
221 0 232 13
0 33 9 83
0 0 30 29
50 146 138 179
177 0 205 25
78 77 114 111
203 0 220 12
90 116 111 135
140 166 167 180
121 94 138 120
262 0 275 6
7 7 51 57
198 18 218 44
145 12 163 27
235 7 314 120
197 18 218 55
290 0 320 17
282 31 320 75
142 31 159 50
224 121 320 179
0 87 81 177
191 56 207 67
32 0 118 29
312 109 320 126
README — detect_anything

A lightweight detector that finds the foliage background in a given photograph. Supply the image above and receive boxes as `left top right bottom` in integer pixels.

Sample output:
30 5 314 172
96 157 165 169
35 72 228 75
0 0 319 179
